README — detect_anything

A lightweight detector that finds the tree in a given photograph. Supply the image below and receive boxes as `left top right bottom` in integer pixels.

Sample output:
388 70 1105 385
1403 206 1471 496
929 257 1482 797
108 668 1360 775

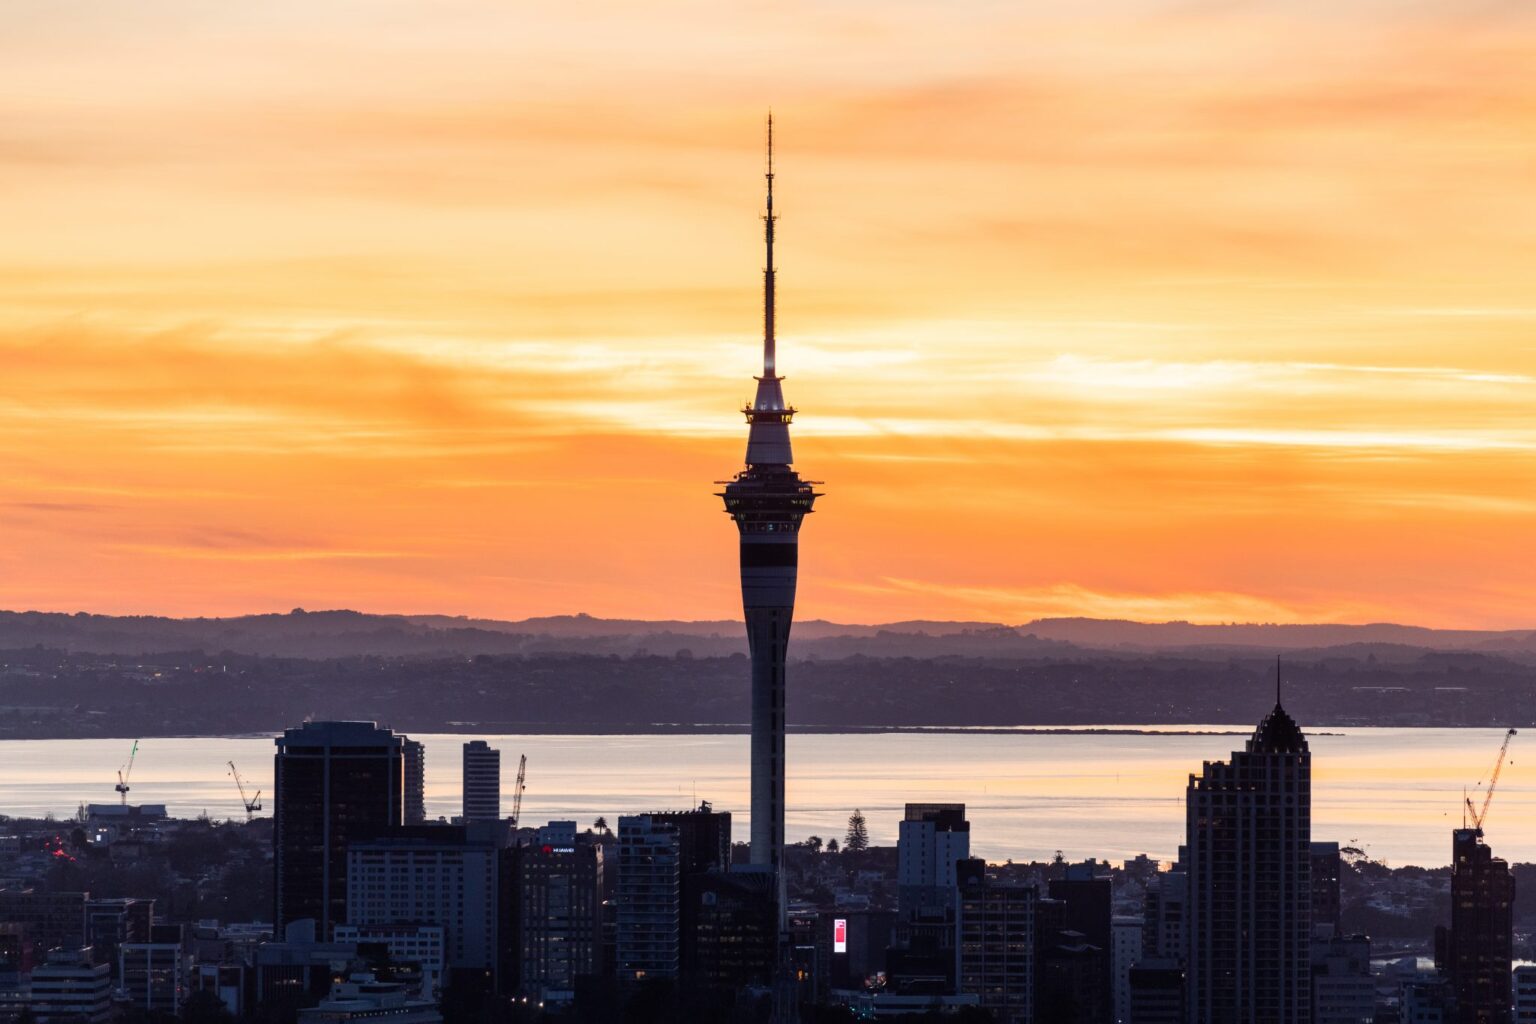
593 816 609 834
806 835 823 854
826 838 839 854
844 811 869 851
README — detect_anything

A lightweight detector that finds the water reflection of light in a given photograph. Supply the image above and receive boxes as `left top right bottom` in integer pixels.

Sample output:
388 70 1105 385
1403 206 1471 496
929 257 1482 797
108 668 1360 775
0 727 1527 869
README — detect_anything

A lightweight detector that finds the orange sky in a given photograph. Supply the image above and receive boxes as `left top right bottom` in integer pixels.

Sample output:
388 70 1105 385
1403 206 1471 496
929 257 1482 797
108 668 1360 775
3 1 1536 627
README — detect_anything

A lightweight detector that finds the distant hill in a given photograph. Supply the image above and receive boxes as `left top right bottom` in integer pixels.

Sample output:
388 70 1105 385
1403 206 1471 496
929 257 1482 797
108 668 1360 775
1016 618 1536 653
0 609 1533 661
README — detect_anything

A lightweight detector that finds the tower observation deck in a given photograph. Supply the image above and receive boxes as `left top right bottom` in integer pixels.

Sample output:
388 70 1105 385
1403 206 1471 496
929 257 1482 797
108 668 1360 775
717 116 821 910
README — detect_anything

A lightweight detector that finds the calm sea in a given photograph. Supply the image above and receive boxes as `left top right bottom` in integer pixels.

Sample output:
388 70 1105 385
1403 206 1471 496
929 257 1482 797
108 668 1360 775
0 727 1527 868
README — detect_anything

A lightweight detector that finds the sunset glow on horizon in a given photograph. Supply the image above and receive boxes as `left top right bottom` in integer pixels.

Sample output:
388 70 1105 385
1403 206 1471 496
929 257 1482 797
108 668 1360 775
4 1 1536 627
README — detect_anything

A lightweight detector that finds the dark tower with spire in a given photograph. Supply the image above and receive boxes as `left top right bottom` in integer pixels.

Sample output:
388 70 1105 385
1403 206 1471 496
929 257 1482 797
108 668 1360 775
719 116 820 905
1184 664 1312 1023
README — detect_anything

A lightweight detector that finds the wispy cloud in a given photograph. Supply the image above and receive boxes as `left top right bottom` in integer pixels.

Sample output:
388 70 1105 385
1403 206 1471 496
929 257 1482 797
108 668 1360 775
1 2 1536 624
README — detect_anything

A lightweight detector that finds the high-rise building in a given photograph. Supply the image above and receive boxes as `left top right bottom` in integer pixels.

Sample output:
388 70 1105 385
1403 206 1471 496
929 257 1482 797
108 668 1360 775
718 116 821 910
957 858 1036 1024
888 804 969 997
462 741 501 823
1049 862 1114 1024
403 739 426 825
898 804 971 913
345 825 503 984
616 804 733 983
1184 690 1311 1024
1443 827 1514 1024
518 821 604 1001
616 815 682 981
273 720 407 935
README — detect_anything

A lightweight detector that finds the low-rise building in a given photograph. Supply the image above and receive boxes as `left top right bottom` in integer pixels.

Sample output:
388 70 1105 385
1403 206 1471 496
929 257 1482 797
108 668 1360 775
194 962 247 1019
84 897 153 976
296 972 442 1023
1111 915 1143 1024
120 925 188 1016
1127 958 1184 1024
0 890 87 954
346 826 501 984
333 924 446 999
1513 964 1536 1024
1311 934 1373 1024
29 947 111 1024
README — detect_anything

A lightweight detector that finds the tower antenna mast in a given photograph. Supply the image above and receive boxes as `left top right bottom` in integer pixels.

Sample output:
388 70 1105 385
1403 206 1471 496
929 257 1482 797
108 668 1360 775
763 113 777 379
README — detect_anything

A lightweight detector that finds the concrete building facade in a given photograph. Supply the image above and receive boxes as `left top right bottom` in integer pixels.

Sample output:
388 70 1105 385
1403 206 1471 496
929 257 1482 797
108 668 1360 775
461 741 501 824
345 827 500 977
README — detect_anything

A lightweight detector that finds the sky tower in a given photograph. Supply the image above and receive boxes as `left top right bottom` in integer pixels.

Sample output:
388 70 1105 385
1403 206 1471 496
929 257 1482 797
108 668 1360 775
719 116 821 899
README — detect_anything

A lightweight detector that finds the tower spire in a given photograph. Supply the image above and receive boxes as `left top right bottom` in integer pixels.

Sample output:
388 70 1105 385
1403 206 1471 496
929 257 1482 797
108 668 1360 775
1276 655 1283 706
763 112 777 379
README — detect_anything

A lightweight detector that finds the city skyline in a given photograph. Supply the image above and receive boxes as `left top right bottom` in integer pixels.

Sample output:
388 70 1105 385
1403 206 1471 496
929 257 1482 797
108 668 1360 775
0 707 1515 1022
3 4 1533 1020
4 2 1536 628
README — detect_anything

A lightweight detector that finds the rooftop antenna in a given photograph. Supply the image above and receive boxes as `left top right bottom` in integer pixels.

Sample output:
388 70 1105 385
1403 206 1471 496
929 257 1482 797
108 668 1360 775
1275 656 1283 706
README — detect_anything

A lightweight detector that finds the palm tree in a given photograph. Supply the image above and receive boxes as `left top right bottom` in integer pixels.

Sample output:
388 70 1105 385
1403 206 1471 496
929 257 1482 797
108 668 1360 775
806 835 824 854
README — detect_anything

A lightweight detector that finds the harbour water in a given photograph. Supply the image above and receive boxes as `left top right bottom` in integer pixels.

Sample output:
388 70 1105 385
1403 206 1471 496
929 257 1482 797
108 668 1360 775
1 726 1528 868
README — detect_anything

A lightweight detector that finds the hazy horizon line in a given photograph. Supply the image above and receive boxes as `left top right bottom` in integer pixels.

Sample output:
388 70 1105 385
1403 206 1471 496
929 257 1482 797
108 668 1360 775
3 605 1533 634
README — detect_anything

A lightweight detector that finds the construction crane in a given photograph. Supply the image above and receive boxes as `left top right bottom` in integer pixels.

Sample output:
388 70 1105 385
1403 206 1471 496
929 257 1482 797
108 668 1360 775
1464 727 1517 833
510 754 527 828
115 739 139 806
228 761 262 821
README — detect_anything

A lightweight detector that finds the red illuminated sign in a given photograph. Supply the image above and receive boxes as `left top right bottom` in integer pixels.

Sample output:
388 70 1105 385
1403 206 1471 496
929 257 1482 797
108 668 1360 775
833 918 847 954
